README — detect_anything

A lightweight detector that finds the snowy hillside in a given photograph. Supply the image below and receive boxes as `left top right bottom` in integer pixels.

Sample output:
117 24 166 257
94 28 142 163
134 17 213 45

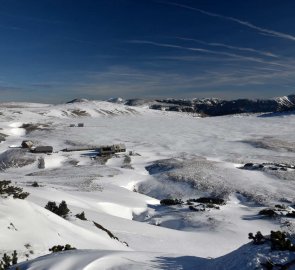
0 100 295 269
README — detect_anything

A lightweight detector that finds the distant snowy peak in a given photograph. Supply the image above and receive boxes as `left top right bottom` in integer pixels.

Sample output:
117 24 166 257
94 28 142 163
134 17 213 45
107 97 125 104
47 100 141 118
0 100 143 120
275 95 295 108
66 98 89 104
193 98 221 106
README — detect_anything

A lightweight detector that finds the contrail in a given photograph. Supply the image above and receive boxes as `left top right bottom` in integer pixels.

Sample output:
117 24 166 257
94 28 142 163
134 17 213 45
128 40 289 67
176 37 279 58
158 1 295 42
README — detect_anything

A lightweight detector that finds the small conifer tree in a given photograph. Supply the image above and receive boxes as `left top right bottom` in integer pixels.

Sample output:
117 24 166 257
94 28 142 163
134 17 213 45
45 200 70 219
75 211 87 220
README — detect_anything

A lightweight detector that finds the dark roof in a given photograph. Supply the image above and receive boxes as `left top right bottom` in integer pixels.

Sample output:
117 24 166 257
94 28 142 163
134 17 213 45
31 146 53 153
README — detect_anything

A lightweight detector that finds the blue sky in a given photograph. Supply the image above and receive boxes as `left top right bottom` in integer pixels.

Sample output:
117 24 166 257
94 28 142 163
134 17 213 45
1 0 295 102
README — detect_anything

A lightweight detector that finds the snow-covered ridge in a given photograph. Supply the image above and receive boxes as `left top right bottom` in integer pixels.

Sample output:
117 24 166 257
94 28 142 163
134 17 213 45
275 95 295 108
110 94 295 116
0 100 146 121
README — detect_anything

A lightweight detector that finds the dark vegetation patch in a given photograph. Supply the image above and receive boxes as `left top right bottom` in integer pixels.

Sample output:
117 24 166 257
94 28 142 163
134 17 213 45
189 197 225 205
248 231 266 245
159 197 225 212
249 231 295 269
270 231 295 251
49 244 76 253
187 197 225 211
160 198 183 206
257 205 295 219
259 209 278 218
0 250 18 270
286 212 295 218
0 180 29 199
93 221 118 240
75 211 87 220
45 200 70 219
31 181 39 187
92 221 129 246
240 162 295 172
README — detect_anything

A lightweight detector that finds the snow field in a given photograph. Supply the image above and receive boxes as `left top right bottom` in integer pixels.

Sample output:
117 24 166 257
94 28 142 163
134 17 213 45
0 100 294 269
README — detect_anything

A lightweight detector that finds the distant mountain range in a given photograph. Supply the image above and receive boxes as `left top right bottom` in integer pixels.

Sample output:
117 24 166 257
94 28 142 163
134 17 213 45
108 95 295 116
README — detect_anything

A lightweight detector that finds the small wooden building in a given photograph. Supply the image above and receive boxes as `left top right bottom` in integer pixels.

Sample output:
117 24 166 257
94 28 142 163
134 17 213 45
99 146 114 156
21 140 34 149
31 146 53 154
98 144 126 156
113 144 126 153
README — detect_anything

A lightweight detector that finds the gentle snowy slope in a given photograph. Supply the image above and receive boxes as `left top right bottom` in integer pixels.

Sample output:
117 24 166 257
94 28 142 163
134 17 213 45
12 243 295 270
0 100 295 269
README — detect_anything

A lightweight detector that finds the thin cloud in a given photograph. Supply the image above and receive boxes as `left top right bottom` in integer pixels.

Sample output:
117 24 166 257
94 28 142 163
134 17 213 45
128 40 288 67
70 64 295 99
176 37 279 58
158 1 295 42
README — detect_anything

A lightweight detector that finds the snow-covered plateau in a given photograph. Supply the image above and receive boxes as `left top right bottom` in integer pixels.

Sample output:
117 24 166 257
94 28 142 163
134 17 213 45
0 100 295 269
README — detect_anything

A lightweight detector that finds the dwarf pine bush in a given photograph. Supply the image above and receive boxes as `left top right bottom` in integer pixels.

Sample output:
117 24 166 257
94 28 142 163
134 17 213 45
45 200 70 218
0 180 29 199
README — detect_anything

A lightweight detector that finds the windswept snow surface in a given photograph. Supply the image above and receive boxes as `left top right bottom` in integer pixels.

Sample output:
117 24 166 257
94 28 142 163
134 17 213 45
0 100 295 269
11 244 295 270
